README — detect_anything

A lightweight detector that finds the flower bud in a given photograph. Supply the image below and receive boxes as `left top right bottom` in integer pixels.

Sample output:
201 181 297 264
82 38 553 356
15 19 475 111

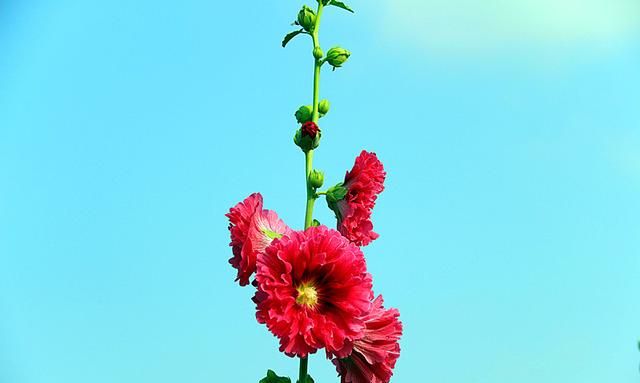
325 47 350 68
297 5 316 32
294 123 321 152
309 169 324 188
313 46 324 60
295 105 313 123
301 121 319 139
318 99 330 116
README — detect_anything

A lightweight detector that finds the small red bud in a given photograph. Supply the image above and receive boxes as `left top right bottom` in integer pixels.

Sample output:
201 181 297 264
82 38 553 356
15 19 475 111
301 121 320 139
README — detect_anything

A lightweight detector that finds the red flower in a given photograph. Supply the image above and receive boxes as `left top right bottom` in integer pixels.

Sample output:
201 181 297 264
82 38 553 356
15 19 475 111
226 193 291 286
332 295 403 383
301 121 320 139
253 226 373 358
331 151 386 246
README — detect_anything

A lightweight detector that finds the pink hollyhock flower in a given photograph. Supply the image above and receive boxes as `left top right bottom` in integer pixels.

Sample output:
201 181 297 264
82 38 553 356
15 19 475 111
226 193 290 286
329 151 386 246
253 225 373 358
332 295 403 383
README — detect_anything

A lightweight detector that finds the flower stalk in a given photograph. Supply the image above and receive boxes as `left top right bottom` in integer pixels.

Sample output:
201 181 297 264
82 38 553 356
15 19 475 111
225 2 402 383
301 1 325 380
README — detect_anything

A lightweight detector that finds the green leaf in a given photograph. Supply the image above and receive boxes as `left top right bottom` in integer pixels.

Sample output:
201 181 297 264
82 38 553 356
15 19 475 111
282 30 304 48
296 375 315 383
329 0 354 13
312 219 321 227
260 370 292 383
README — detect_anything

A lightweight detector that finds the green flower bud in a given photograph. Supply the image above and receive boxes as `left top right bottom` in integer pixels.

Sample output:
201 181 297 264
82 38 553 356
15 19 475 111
311 219 321 227
318 99 330 116
309 169 324 188
297 5 316 32
295 105 313 123
313 46 324 60
293 126 321 152
325 47 351 68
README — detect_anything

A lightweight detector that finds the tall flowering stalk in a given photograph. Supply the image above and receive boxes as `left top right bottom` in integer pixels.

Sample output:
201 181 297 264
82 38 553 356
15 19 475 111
225 2 402 382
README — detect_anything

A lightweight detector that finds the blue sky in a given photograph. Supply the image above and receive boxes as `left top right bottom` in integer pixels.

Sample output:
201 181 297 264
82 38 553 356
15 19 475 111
1 1 639 382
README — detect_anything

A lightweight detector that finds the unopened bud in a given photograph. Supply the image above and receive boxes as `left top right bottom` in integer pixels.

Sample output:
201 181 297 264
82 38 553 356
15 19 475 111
309 169 324 188
295 105 313 123
318 99 330 116
294 123 322 152
301 121 319 139
313 46 324 60
297 5 316 32
325 47 350 68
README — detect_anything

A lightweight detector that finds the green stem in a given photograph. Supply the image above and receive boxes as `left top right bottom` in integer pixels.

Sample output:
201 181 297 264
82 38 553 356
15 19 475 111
299 356 309 383
303 149 315 229
311 5 324 123
302 0 324 231
299 3 325 383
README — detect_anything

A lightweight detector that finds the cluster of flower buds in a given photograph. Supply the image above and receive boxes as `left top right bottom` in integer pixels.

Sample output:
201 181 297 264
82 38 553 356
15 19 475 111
293 98 330 152
294 99 330 124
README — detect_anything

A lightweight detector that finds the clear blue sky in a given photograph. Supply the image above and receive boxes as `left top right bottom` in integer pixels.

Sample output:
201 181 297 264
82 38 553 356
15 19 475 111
1 1 639 382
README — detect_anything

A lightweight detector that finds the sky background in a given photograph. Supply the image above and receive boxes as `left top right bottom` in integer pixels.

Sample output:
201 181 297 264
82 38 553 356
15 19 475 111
1 1 639 382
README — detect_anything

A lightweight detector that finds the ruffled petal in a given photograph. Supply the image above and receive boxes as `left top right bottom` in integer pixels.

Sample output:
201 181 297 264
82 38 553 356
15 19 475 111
253 226 374 358
332 295 403 383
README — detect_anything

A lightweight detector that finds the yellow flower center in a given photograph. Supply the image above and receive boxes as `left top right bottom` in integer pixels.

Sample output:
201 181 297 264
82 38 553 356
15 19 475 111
295 282 319 308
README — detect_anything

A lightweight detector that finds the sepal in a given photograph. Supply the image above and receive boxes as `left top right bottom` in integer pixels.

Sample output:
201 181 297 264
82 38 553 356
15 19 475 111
326 183 347 203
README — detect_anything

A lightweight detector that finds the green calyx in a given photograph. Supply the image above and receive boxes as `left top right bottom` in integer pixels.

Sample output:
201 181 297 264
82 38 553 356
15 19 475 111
295 105 314 123
325 183 347 221
325 46 350 69
294 129 321 152
297 5 316 32
326 183 347 203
